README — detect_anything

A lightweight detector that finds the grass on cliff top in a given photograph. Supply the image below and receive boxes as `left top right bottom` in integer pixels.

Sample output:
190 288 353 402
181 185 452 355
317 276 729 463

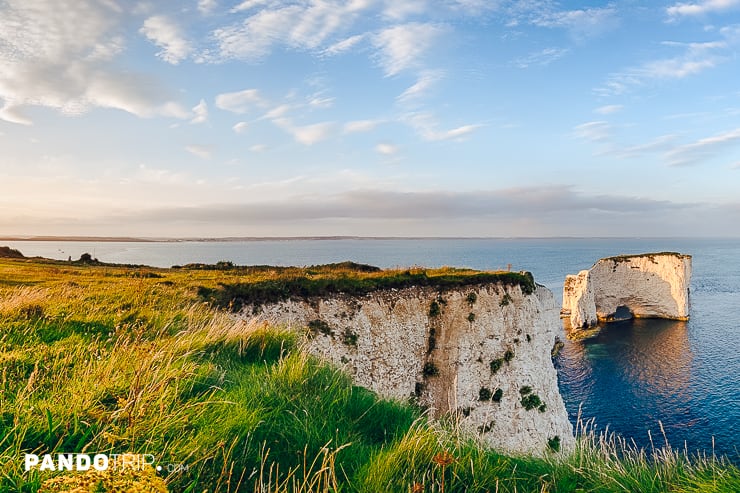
1 256 738 492
604 252 692 262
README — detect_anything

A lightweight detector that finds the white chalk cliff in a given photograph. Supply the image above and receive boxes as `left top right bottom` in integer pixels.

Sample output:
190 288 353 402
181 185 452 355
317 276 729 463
562 252 692 329
240 281 574 456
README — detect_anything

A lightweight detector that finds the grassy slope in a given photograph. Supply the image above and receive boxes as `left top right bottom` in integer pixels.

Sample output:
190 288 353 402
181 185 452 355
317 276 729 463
0 257 738 492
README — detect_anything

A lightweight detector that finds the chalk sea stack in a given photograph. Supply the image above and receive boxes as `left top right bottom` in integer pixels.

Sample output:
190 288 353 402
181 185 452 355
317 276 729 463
562 252 692 329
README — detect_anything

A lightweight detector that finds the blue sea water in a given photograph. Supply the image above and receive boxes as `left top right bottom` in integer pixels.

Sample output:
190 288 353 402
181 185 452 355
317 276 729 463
4 237 739 460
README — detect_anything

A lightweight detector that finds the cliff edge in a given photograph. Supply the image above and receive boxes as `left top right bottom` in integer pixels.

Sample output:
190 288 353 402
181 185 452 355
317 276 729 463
562 252 692 329
237 278 574 456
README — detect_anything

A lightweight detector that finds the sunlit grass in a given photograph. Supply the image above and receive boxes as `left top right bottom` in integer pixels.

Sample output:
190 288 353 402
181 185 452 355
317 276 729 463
1 256 738 492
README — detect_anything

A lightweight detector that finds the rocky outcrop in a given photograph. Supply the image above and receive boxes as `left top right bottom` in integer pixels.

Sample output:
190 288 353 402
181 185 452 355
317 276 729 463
562 270 597 328
239 280 574 456
562 252 692 329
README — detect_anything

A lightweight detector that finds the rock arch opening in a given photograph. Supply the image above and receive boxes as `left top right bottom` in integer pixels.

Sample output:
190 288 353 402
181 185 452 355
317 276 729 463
612 305 633 321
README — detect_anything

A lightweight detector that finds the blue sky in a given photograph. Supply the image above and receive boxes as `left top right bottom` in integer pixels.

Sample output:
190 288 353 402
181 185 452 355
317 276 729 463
1 0 740 237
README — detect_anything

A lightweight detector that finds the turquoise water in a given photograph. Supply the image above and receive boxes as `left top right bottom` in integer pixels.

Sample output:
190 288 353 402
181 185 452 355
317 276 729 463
5 237 739 460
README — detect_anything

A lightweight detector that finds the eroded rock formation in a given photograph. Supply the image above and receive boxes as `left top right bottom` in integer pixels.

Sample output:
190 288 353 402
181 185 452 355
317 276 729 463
562 252 692 329
239 281 574 456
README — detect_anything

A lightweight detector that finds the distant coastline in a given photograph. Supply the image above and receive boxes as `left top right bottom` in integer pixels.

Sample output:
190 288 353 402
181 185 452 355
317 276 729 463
1 235 734 243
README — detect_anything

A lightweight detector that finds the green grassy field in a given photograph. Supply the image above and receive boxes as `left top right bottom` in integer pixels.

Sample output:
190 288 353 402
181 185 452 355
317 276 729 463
0 255 738 492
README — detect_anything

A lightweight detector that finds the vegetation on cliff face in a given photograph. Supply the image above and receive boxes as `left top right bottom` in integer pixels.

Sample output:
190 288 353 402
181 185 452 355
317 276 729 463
0 256 738 492
196 265 536 312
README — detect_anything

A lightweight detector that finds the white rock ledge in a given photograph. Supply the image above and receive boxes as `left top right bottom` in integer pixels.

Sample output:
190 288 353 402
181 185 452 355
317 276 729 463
562 252 692 329
239 281 574 456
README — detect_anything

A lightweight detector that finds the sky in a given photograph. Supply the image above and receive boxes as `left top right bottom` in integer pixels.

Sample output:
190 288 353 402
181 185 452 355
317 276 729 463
1 0 740 238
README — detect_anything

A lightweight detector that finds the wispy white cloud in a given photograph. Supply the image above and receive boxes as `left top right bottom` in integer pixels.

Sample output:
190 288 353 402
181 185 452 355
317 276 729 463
185 145 212 160
249 144 268 152
373 23 446 76
263 104 293 119
397 70 445 102
198 0 218 14
309 96 335 108
213 1 371 61
383 0 428 20
405 112 481 141
322 34 367 56
574 121 613 143
273 118 334 145
513 47 569 68
614 134 680 159
530 6 619 39
375 142 399 155
0 104 33 126
191 99 208 124
233 121 249 134
596 38 730 96
215 88 264 113
135 164 189 185
667 0 740 18
343 119 384 133
140 15 192 64
664 127 740 166
594 104 623 115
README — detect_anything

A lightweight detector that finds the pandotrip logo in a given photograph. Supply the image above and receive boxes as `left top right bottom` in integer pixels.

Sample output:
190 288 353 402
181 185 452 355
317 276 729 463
24 453 188 473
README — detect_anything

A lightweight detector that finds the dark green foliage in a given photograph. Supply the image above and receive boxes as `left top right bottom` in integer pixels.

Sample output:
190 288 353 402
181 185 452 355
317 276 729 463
77 253 98 264
427 328 437 353
0 246 24 258
342 328 359 347
423 362 440 377
503 349 514 362
490 358 503 374
466 292 477 306
547 435 561 453
467 312 475 323
478 421 495 433
520 388 545 411
199 269 536 311
479 387 492 401
500 293 513 307
552 338 565 358
492 388 503 402
429 300 441 317
308 319 333 336
526 334 532 343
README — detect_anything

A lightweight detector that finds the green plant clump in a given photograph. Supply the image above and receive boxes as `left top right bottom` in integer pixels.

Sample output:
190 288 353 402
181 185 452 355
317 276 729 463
307 318 333 336
342 328 359 347
429 300 441 317
423 362 440 377
479 387 492 401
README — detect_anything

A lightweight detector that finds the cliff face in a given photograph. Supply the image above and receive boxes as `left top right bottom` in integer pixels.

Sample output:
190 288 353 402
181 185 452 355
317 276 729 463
562 252 692 328
240 282 574 456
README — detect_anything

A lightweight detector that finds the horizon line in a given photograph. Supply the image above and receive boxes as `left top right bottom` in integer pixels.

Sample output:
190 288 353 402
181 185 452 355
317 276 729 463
2 235 740 243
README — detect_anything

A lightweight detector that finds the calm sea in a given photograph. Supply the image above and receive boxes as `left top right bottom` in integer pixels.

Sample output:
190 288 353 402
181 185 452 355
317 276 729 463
4 237 739 460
